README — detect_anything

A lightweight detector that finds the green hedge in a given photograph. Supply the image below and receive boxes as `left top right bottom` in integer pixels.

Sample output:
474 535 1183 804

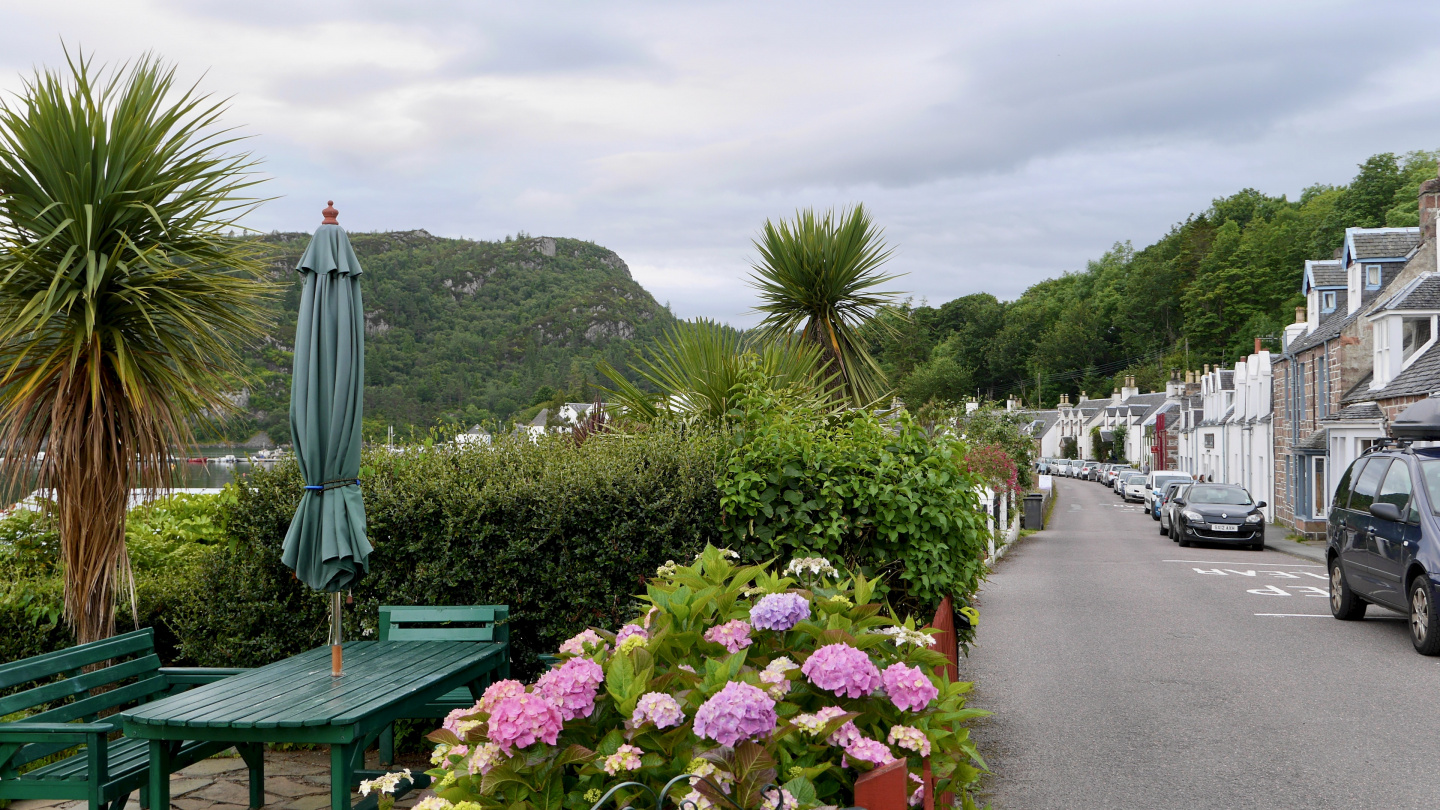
170 428 726 678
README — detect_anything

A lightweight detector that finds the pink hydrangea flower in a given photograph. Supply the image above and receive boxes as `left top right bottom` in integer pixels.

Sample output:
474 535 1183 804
908 773 924 807
616 623 647 644
761 788 797 810
536 657 604 721
882 662 938 712
441 706 477 736
632 692 686 728
692 681 777 747
703 620 753 653
749 592 810 631
602 744 644 776
802 643 881 698
887 725 932 756
678 664 697 674
828 721 863 749
478 679 525 714
844 737 895 767
466 743 502 775
487 693 563 754
558 628 608 656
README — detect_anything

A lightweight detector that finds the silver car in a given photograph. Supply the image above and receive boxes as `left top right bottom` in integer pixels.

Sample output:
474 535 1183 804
1159 481 1190 536
1121 473 1148 502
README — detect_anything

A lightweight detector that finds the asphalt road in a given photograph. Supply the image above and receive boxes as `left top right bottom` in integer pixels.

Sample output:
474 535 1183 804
963 476 1440 809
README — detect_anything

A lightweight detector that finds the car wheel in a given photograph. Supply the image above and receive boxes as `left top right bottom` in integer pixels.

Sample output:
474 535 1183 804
1177 529 1191 547
1158 518 1167 535
1330 560 1366 620
1410 577 1440 655
1251 543 1264 551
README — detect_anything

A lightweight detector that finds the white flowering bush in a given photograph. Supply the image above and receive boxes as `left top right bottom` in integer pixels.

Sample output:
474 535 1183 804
420 546 985 810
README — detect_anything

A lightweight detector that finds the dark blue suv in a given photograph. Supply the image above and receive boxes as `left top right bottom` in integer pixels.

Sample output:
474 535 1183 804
1327 444 1440 654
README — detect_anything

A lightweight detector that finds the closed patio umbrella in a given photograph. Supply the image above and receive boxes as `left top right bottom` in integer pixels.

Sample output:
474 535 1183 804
281 201 371 676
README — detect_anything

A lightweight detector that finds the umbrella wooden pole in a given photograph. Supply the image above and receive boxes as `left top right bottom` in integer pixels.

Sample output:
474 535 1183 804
330 591 343 676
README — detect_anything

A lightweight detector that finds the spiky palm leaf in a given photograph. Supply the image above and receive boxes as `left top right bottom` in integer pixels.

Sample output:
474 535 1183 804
0 51 273 642
598 318 835 422
749 205 901 406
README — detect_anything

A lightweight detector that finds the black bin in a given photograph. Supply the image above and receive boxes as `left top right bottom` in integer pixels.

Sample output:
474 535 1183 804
1023 493 1044 530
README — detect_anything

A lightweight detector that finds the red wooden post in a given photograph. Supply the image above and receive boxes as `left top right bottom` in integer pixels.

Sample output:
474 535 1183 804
853 758 908 810
924 597 961 808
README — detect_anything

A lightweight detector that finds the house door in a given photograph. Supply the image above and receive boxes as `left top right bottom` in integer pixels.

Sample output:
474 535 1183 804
1312 456 1328 518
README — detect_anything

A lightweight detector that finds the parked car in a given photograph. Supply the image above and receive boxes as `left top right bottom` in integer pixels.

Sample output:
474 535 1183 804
1120 473 1149 502
1160 481 1190 537
1079 461 1097 480
1112 467 1137 494
1146 471 1193 519
1172 484 1265 551
1327 445 1440 655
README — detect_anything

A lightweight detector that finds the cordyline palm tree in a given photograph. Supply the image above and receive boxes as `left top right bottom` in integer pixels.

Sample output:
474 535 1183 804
0 52 272 643
597 317 836 422
749 205 901 407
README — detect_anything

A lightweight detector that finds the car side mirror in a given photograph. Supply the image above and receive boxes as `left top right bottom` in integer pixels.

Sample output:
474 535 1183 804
1256 501 1266 508
1369 502 1403 522
1173 498 1184 506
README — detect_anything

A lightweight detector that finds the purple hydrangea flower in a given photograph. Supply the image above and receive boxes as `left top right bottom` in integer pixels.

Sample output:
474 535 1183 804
487 693 562 754
558 628 608 656
535 657 604 720
692 681 777 747
881 662 938 712
843 737 895 767
616 624 648 645
631 692 686 728
749 592 811 631
703 620 753 653
802 643 882 698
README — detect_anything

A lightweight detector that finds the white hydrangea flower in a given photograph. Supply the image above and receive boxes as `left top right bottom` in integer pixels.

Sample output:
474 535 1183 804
358 770 411 797
785 556 838 578
873 626 937 648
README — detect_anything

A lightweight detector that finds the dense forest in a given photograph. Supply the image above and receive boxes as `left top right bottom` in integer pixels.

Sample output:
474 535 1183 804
872 150 1440 408
213 231 673 444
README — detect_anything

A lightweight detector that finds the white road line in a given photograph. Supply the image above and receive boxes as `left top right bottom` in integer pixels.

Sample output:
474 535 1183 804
1254 613 1331 617
1163 559 1324 567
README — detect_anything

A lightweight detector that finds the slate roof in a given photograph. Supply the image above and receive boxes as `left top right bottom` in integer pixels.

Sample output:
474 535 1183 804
1285 306 1358 355
1348 228 1422 261
1354 341 1440 402
1220 370 1234 390
1296 429 1327 451
1376 273 1440 312
1328 402 1384 422
1020 409 1060 436
1306 259 1345 290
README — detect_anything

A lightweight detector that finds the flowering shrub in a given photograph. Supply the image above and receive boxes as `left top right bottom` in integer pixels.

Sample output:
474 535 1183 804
421 546 986 810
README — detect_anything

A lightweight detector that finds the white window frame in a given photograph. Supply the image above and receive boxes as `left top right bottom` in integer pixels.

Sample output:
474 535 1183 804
1322 291 1336 311
1312 455 1327 519
1400 314 1437 372
1366 264 1382 288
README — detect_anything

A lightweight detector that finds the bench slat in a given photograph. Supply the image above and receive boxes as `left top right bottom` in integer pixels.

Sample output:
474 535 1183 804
382 627 494 642
380 606 500 622
0 654 162 718
0 630 154 691
25 675 167 727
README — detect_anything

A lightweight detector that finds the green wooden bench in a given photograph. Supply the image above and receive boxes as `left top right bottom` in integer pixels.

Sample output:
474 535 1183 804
0 628 253 810
375 605 509 765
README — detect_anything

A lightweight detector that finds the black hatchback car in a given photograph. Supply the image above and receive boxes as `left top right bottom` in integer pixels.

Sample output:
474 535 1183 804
1327 445 1440 654
1171 484 1266 550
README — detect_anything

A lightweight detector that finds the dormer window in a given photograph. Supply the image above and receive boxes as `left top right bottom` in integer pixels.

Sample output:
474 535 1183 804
1403 316 1435 363
1322 291 1336 312
1366 265 1382 288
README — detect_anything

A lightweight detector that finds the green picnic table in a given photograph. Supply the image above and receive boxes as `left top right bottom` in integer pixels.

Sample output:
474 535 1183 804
121 641 506 810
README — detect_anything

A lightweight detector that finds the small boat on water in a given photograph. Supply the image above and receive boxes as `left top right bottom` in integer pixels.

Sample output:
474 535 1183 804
186 457 207 464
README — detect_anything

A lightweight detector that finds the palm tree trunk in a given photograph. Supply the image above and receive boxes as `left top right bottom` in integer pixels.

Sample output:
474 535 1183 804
49 359 134 644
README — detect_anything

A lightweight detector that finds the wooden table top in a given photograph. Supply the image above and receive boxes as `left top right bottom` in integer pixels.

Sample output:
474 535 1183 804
122 641 503 732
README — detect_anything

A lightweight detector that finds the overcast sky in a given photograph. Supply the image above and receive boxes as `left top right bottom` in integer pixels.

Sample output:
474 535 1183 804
3 0 1439 326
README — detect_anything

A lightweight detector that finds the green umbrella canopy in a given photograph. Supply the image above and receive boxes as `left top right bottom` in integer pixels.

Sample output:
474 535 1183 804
281 204 371 593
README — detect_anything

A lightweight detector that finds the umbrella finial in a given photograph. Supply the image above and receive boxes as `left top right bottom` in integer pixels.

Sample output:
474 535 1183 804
322 200 339 225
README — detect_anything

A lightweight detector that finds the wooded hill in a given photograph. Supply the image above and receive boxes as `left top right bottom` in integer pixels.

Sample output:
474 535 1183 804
873 150 1440 408
217 232 673 444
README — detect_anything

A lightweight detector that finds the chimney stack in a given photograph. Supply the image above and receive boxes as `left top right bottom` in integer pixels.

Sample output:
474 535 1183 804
1420 172 1440 241
1295 306 1305 324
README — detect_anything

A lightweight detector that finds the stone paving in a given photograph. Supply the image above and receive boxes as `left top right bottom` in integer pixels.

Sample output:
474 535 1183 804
7 750 433 810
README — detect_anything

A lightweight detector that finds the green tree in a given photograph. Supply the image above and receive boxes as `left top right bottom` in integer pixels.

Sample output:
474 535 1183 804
1339 152 1403 228
750 205 901 406
0 53 272 642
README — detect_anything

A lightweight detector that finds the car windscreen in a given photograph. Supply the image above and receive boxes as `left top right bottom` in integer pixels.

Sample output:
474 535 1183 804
1153 475 1188 491
1187 485 1252 505
1123 474 1145 484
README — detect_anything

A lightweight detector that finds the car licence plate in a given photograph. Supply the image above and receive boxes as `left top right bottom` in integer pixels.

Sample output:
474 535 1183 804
1209 524 1238 532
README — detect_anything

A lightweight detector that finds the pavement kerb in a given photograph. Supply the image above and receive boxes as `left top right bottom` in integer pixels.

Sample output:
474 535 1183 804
1264 534 1326 564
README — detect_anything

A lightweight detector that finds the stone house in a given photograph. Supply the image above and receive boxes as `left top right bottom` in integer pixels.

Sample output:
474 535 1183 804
1270 181 1438 537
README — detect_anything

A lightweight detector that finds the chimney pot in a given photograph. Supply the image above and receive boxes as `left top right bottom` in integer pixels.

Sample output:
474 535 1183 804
1254 337 1262 353
1295 306 1305 324
1204 364 1211 375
